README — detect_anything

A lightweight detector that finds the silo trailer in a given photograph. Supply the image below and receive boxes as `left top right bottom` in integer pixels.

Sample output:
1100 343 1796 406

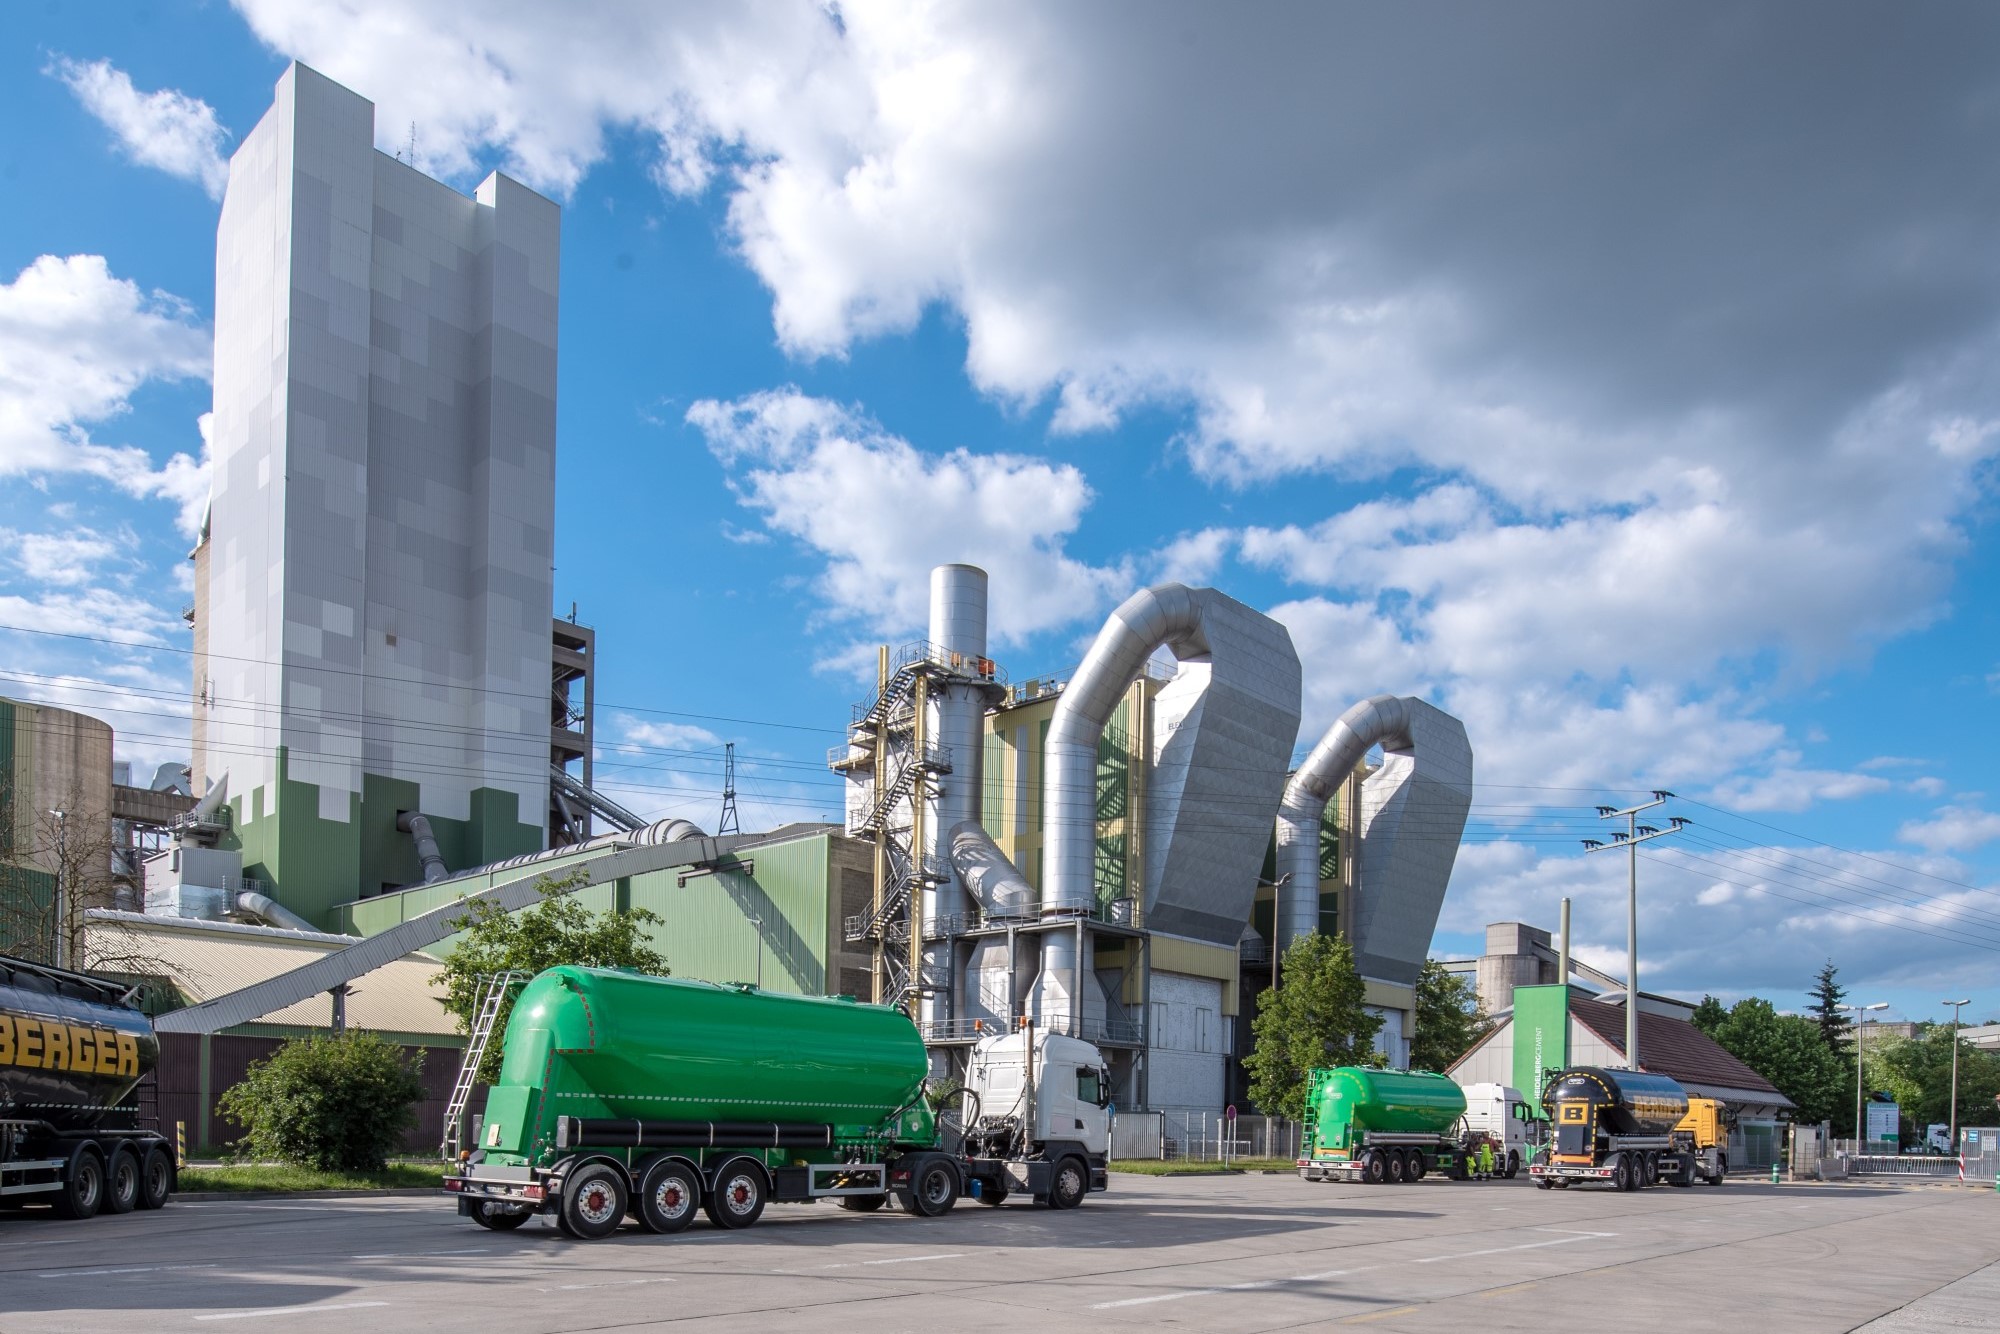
1529 1066 1727 1190
1 952 178 1218
443 967 1111 1237
1297 1067 1475 1183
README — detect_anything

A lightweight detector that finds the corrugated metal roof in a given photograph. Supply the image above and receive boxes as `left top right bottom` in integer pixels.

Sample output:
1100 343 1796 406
85 911 458 1037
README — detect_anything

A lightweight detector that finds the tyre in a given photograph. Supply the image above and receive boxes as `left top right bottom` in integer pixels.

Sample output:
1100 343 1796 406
136 1145 174 1211
104 1148 140 1215
1504 1151 1520 1181
1407 1151 1427 1182
1386 1150 1407 1184
975 1178 1009 1206
704 1160 767 1229
1535 1177 1553 1190
637 1159 701 1234
470 1201 533 1230
908 1156 960 1218
1047 1156 1088 1210
837 1194 887 1213
560 1162 629 1240
52 1148 105 1221
1669 1156 1694 1188
1608 1154 1631 1192
1361 1150 1387 1185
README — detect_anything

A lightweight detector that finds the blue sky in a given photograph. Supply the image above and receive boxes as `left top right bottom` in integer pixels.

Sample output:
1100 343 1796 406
4 2 1999 1027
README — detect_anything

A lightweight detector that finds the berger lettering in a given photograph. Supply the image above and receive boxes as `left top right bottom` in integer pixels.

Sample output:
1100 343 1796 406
0 1011 139 1074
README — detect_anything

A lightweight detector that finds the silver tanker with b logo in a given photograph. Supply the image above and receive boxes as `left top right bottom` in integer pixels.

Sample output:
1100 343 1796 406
0 952 176 1218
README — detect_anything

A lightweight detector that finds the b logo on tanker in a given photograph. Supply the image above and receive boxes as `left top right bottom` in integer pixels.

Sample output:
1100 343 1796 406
0 1011 141 1075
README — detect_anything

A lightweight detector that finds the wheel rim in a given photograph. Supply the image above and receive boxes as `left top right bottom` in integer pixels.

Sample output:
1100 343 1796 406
576 1175 619 1227
654 1178 691 1220
724 1174 758 1215
113 1159 136 1200
146 1157 170 1199
1058 1165 1082 1199
921 1169 953 1208
78 1162 102 1209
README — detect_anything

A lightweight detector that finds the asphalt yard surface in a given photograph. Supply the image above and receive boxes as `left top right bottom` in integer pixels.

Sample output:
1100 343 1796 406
2 1174 1995 1333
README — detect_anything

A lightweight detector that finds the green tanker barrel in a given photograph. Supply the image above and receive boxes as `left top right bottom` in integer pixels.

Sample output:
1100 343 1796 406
476 968 934 1166
1309 1068 1467 1150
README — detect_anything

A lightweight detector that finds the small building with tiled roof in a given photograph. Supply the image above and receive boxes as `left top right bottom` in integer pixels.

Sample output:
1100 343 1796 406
1448 984 1794 1168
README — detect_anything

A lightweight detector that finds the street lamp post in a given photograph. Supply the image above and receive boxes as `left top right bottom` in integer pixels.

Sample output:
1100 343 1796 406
1848 1001 1889 1148
1582 792 1688 1071
1943 998 1971 1153
48 808 66 969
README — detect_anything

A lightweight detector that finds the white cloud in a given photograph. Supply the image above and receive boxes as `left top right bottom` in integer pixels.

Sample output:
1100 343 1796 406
0 255 211 513
615 718 723 752
588 715 836 835
7 530 123 587
1444 839 2000 999
687 389 1129 646
1706 765 1895 815
49 57 232 199
1898 804 2000 854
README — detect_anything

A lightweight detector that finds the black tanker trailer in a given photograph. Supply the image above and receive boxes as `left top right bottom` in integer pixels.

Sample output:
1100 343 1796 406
1 952 176 1217
1528 1066 1725 1191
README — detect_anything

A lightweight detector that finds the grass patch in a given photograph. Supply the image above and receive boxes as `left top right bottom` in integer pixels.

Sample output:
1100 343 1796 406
177 1162 446 1193
1110 1157 1297 1175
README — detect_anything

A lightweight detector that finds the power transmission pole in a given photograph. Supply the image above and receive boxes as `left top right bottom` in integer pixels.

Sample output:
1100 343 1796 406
1582 791 1688 1071
718 742 741 836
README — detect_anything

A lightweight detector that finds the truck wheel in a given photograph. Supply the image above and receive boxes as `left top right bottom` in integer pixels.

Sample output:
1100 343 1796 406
975 1178 1009 1206
1047 1156 1088 1210
136 1145 174 1211
837 1194 887 1212
907 1155 960 1217
560 1162 629 1240
637 1160 701 1234
1386 1150 1407 1184
1505 1152 1520 1180
1608 1154 1630 1192
103 1148 140 1214
1360 1151 1387 1185
1669 1156 1694 1187
52 1147 105 1221
705 1160 766 1229
1535 1177 1552 1190
1709 1154 1727 1185
471 1201 533 1230
1407 1151 1427 1181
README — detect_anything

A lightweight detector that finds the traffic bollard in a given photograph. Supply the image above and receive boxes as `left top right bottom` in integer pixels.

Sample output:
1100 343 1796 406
1769 1161 1780 1184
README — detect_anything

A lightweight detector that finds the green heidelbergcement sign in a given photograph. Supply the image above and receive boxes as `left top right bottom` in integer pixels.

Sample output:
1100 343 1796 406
1512 984 1570 1107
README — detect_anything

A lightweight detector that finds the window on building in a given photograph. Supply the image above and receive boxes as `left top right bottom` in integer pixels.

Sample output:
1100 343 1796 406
1196 1007 1213 1053
1150 1001 1168 1045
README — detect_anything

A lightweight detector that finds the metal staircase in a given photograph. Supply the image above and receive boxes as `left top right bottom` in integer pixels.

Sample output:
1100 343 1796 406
845 745 951 837
440 970 527 1159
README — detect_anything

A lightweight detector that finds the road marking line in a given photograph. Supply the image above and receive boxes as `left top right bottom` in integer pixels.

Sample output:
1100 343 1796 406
1482 1282 1540 1297
1092 1280 1280 1310
537 1278 676 1292
1414 1228 1613 1263
1342 1306 1420 1324
38 1263 220 1278
864 1252 965 1265
195 1302 390 1321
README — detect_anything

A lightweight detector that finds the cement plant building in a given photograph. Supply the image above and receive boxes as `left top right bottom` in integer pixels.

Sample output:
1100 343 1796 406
186 64 561 927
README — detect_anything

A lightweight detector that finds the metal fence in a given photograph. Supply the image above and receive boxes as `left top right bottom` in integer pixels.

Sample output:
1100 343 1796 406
1135 1112 1302 1163
1787 1124 2000 1183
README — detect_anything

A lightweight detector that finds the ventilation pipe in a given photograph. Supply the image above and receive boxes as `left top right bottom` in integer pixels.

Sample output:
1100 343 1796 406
396 812 450 884
190 772 230 824
1276 696 1410 952
921 565 991 1030
948 821 1035 920
232 891 320 933
1030 582 1301 1029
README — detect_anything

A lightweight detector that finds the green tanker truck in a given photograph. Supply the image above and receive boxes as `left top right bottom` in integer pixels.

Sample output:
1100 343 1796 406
1296 1067 1475 1184
443 967 1110 1237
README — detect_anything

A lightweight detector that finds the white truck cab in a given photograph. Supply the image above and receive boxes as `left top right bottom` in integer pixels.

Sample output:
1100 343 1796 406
1458 1081 1544 1178
965 1031 1112 1158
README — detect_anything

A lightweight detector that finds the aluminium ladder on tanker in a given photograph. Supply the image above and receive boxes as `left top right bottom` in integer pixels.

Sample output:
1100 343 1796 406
441 972 527 1159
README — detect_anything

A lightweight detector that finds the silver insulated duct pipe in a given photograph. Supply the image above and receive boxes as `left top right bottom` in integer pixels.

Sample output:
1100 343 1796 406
1274 694 1473 959
397 811 451 884
923 564 989 1029
1032 582 1301 1030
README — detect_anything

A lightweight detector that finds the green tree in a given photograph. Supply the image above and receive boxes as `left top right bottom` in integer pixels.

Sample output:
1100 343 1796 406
1690 995 1728 1035
1410 959 1489 1072
1865 1024 2000 1139
1705 997 1852 1130
1808 960 1850 1051
434 872 671 1082
1245 932 1383 1119
217 1032 426 1171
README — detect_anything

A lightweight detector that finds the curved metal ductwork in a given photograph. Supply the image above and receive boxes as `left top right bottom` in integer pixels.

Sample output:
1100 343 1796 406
396 812 450 884
947 820 1035 920
1032 582 1301 1025
233 891 320 933
191 772 230 823
1275 694 1473 986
